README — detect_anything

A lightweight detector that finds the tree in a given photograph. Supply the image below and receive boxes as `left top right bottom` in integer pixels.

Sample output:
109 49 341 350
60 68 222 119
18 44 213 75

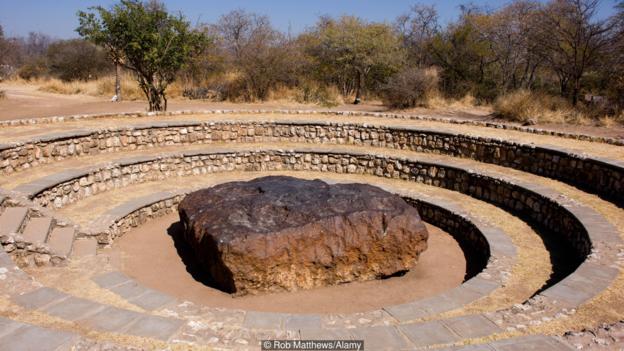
469 1 542 92
428 11 496 100
308 16 404 104
534 0 613 105
603 1 624 110
395 5 439 66
215 10 298 100
77 0 209 111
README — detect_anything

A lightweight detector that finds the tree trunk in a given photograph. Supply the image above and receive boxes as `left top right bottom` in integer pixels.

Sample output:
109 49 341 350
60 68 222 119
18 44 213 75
571 77 581 106
114 62 122 101
353 71 362 105
147 86 165 112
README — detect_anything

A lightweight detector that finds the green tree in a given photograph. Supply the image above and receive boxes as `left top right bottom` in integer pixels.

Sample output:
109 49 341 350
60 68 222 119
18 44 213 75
429 16 495 100
77 0 209 111
308 16 404 104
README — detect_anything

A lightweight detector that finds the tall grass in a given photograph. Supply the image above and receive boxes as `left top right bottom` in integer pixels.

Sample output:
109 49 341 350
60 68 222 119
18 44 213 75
493 90 586 124
34 74 186 101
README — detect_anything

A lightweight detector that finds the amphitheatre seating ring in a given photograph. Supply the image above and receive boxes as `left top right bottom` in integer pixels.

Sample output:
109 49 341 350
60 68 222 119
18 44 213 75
0 110 622 350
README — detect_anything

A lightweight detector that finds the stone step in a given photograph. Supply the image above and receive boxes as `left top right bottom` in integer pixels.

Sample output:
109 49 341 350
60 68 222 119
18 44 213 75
71 238 97 258
21 217 53 244
46 227 75 257
0 207 28 236
13 287 184 342
0 317 78 351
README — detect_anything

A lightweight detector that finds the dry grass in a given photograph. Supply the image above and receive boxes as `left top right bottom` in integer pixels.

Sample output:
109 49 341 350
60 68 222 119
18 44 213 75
596 111 624 127
280 82 344 107
31 75 187 101
427 93 480 110
493 90 592 125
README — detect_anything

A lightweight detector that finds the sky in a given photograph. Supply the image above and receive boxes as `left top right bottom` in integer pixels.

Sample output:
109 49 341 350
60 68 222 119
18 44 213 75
0 0 620 39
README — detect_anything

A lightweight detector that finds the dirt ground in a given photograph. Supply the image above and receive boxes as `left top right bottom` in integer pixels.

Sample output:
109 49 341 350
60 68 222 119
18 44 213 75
4 81 620 139
110 212 466 314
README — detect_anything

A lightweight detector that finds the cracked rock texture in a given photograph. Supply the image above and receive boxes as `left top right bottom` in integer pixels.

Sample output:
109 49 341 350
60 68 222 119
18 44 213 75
178 176 428 295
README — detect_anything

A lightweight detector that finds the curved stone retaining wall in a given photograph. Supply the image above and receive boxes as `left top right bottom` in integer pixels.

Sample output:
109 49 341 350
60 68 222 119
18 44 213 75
27 148 591 263
90 188 493 281
405 198 490 279
2 121 622 205
86 187 515 321
2 109 622 145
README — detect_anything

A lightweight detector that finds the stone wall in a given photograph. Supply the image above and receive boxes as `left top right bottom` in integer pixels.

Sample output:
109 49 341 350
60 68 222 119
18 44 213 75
0 195 64 266
31 149 591 263
2 109 621 145
90 190 494 284
405 198 490 279
103 194 186 244
2 121 622 206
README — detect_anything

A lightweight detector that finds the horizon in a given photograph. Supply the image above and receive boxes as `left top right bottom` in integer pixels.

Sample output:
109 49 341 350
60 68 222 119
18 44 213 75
0 0 620 40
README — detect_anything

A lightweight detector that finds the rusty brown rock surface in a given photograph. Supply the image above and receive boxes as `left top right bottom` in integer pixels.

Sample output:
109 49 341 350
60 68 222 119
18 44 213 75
178 176 428 296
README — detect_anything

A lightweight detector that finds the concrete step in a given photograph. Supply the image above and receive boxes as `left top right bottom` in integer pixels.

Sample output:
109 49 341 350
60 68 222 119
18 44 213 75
71 238 97 258
0 316 78 351
21 217 53 244
46 227 75 257
0 207 28 236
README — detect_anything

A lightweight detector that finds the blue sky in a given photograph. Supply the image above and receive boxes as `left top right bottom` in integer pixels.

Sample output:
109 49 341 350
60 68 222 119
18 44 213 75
0 0 620 39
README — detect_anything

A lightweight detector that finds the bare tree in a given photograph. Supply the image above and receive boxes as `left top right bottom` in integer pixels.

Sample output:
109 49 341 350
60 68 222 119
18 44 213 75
534 0 613 105
215 10 296 100
395 5 439 65
470 1 542 92
23 32 53 58
603 1 624 110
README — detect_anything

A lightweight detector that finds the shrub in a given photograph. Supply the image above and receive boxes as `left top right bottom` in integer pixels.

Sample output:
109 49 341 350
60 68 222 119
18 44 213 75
0 64 16 81
46 39 111 81
493 90 577 124
381 67 439 108
18 60 47 80
295 81 341 107
182 87 221 100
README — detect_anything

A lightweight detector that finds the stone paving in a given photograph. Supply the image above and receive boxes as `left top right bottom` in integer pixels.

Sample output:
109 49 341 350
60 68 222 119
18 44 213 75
1 110 623 350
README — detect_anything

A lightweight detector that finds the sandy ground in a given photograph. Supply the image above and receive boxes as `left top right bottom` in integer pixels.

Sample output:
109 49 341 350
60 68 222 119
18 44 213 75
52 169 551 314
3 81 621 139
110 212 465 314
0 83 389 120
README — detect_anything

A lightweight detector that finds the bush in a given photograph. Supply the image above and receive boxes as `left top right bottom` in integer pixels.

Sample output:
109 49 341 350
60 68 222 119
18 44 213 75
182 87 221 100
381 67 439 108
46 39 111 81
493 90 577 124
0 64 16 81
18 60 47 80
295 81 341 107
